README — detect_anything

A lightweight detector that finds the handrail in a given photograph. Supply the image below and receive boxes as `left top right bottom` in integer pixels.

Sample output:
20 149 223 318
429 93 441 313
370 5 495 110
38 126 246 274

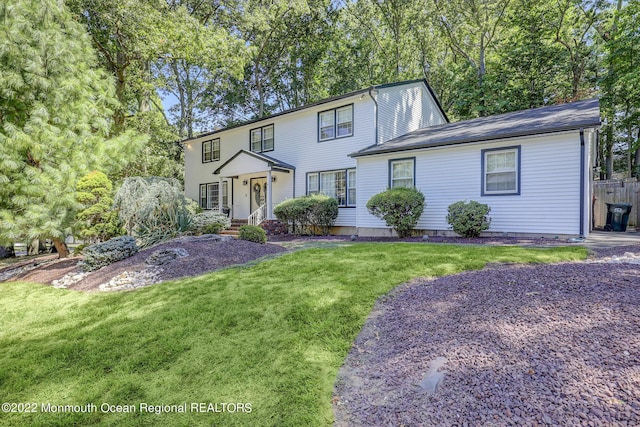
248 203 266 226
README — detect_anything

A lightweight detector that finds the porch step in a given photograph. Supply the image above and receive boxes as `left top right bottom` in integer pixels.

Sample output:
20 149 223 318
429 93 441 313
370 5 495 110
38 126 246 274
221 219 248 238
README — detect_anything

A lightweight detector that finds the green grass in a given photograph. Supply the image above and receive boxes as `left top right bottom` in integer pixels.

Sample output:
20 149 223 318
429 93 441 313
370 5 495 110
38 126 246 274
0 243 586 426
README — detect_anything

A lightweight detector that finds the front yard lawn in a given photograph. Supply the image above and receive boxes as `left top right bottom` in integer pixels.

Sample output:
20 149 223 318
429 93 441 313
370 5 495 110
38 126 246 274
0 243 585 426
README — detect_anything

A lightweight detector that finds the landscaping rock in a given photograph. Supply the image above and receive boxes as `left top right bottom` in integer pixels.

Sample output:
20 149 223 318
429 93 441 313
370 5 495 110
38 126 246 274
145 248 189 265
98 268 162 291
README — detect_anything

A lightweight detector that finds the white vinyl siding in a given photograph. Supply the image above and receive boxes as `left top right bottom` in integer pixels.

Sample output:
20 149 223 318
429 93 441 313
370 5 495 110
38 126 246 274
377 82 447 144
357 132 586 236
184 80 444 225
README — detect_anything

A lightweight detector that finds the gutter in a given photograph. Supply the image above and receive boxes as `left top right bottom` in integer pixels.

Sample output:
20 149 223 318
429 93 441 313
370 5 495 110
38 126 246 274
579 129 585 238
368 87 379 145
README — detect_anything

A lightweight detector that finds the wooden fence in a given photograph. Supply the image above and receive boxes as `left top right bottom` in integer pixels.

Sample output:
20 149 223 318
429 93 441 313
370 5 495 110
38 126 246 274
592 180 640 228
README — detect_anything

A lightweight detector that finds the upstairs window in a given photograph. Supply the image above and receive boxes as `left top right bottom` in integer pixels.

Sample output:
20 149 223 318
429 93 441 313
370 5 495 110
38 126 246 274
389 158 415 188
482 146 520 195
318 105 353 141
202 138 220 163
250 124 274 153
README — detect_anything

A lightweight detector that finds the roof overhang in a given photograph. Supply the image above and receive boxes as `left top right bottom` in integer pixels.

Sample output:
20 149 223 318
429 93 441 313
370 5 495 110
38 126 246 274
214 150 295 177
351 98 601 158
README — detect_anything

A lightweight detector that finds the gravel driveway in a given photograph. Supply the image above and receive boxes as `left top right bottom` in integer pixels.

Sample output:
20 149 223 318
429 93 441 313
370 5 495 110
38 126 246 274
334 247 640 426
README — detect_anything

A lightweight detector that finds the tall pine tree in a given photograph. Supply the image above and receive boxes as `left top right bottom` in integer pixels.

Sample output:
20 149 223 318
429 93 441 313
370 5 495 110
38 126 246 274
0 0 143 257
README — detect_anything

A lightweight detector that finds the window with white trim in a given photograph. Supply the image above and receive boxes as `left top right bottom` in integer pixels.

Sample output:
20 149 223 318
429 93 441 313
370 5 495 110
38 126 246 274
199 182 228 210
318 104 353 141
202 138 220 163
389 158 415 188
306 168 356 206
482 146 520 195
250 124 274 153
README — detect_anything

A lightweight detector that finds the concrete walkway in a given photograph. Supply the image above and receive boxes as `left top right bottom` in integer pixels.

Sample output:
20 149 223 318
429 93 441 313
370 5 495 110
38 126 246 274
583 230 640 249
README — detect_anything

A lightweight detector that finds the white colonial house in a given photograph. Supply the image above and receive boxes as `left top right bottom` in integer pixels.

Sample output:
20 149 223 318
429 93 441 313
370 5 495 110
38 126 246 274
183 79 600 238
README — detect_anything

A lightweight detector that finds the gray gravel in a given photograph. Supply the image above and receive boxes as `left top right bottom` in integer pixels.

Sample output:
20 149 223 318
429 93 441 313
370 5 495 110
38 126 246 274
334 255 640 426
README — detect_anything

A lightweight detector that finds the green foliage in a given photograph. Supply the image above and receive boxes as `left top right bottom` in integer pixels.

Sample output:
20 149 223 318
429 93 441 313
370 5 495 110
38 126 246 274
113 177 197 247
0 0 143 251
190 211 231 235
238 225 267 244
80 236 138 272
0 244 585 425
75 171 123 243
366 188 425 238
274 195 339 235
447 200 492 238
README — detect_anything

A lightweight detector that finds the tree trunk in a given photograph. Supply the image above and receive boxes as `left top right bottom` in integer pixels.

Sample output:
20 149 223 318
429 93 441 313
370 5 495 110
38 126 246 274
52 238 69 259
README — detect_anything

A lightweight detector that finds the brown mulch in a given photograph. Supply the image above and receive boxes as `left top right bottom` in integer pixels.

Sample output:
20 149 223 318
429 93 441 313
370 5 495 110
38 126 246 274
1 236 288 291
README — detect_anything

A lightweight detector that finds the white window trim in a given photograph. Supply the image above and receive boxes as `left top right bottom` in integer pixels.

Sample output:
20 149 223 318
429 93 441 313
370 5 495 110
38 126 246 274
389 158 415 189
482 146 521 196
250 124 274 153
202 138 220 163
318 104 353 142
199 182 229 210
306 168 356 207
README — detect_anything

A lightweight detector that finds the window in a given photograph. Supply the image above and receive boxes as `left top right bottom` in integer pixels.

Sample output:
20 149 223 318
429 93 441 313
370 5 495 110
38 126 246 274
202 138 220 163
389 158 415 188
306 168 356 207
347 169 356 206
318 104 353 141
199 182 228 210
250 124 274 153
307 173 319 195
482 146 520 195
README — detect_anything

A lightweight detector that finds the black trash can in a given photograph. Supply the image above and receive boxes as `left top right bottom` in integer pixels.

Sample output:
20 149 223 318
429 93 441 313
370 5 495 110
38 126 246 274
605 203 633 232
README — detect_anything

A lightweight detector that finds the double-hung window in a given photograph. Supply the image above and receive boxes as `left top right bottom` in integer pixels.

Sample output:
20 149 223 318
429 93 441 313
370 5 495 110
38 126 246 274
389 158 415 188
306 168 356 207
318 105 353 141
202 138 220 162
199 182 228 210
250 124 274 153
482 146 520 195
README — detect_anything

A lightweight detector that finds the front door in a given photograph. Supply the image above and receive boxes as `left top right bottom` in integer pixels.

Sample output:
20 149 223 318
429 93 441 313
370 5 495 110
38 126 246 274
250 177 268 214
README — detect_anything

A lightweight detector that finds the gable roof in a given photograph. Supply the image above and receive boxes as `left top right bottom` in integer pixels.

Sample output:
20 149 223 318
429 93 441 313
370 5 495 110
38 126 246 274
213 149 295 176
351 98 601 158
181 79 447 143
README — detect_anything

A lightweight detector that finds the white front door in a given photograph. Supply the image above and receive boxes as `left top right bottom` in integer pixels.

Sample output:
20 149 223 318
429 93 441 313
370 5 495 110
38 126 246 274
250 177 267 214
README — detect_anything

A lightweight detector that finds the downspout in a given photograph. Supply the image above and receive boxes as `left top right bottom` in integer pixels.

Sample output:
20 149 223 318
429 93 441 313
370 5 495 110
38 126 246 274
579 129 585 238
368 87 379 145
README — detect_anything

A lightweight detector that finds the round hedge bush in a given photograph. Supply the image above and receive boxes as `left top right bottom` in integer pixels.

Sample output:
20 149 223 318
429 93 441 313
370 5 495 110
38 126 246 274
446 200 491 238
366 187 425 238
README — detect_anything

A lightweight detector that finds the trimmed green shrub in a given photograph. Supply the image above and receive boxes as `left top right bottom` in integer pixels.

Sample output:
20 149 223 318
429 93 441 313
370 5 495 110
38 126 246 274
366 187 425 238
80 236 138 272
273 195 338 235
239 225 267 244
75 171 124 243
447 200 491 238
190 211 231 235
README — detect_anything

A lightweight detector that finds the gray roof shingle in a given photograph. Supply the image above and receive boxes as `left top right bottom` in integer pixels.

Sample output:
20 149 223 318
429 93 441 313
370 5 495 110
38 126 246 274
351 98 600 158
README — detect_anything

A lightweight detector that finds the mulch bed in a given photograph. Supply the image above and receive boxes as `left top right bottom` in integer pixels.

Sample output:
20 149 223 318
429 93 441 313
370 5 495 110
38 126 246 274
333 252 640 426
1 237 288 291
